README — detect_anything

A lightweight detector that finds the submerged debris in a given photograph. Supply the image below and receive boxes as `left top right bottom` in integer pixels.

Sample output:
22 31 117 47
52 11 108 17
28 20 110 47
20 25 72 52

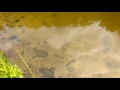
39 67 55 78
8 35 21 42
33 48 48 57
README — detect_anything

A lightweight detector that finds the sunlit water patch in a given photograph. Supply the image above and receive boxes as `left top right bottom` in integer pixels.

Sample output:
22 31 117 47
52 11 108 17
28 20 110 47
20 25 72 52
0 22 120 78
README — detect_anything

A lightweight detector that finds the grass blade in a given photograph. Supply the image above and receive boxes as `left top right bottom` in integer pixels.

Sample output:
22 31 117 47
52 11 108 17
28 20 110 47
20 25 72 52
16 50 35 78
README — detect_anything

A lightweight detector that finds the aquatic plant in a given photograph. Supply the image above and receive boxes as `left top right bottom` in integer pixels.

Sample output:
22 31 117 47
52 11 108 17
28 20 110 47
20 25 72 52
0 50 23 78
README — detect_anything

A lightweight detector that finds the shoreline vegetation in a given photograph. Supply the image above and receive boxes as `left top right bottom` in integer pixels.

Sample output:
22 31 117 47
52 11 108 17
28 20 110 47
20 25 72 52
0 50 23 78
0 50 35 78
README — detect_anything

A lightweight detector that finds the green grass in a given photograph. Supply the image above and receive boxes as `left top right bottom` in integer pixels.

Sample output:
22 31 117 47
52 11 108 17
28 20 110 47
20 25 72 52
0 50 23 78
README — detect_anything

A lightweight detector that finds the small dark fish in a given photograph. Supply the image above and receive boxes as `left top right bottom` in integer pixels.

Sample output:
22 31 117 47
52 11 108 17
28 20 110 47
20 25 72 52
9 35 17 40
9 35 21 42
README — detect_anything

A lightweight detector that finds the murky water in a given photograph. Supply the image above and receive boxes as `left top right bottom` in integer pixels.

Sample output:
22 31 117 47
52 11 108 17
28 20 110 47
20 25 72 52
0 12 120 78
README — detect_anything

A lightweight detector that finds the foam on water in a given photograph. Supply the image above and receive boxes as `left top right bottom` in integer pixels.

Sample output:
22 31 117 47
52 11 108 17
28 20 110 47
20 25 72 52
1 22 120 77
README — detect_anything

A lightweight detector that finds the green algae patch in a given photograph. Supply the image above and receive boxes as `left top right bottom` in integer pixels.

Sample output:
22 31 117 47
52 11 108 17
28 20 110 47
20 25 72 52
0 50 23 78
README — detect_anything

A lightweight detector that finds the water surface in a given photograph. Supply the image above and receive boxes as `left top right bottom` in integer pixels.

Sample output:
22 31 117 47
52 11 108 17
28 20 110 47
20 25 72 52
0 12 120 78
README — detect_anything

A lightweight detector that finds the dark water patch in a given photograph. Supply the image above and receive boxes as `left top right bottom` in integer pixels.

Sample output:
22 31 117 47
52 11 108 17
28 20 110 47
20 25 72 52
9 35 17 40
8 35 21 42
55 54 64 59
42 21 47 25
39 67 55 78
20 16 25 18
32 56 36 59
43 40 47 44
26 42 31 45
33 48 48 57
14 19 20 23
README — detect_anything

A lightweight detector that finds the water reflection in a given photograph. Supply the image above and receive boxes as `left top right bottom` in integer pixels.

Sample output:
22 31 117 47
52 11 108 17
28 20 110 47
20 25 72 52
0 21 120 77
0 12 120 32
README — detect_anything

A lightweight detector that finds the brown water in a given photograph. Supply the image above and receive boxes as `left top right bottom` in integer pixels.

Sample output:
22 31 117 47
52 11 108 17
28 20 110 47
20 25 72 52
1 12 120 78
1 12 120 31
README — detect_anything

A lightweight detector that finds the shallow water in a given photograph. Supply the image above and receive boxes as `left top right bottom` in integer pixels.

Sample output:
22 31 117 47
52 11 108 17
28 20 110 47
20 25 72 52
0 12 120 78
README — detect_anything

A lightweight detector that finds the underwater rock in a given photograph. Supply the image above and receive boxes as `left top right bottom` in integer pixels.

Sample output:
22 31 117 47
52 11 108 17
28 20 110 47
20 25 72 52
9 35 17 40
43 40 47 44
8 35 21 42
39 67 55 78
32 56 36 59
54 54 65 59
33 48 48 57
26 42 31 45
